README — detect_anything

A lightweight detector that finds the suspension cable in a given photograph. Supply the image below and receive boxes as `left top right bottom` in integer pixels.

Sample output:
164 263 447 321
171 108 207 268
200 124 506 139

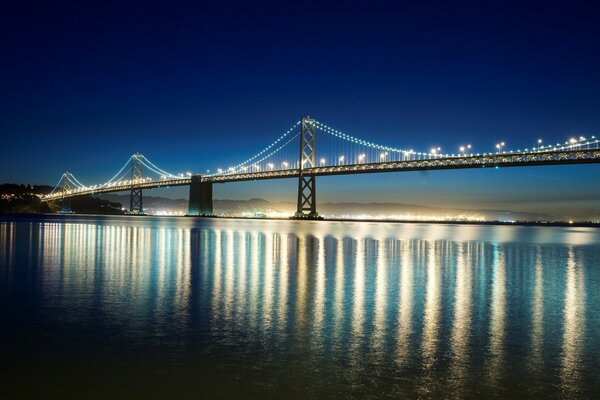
229 121 301 171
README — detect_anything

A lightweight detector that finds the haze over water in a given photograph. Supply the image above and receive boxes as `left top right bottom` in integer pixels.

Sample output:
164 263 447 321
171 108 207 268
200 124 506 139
1 215 599 399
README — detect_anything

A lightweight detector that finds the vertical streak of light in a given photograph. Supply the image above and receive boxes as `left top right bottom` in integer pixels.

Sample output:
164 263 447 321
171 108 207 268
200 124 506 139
350 239 365 366
372 239 388 359
334 238 345 339
237 232 247 328
421 241 441 369
396 240 413 367
278 234 289 336
1 223 16 274
156 228 168 324
249 232 260 331
62 223 71 286
313 235 326 351
263 233 274 332
211 230 222 327
201 230 210 302
449 242 472 394
487 245 506 387
561 248 586 394
529 248 544 376
296 236 308 335
177 228 191 330
223 229 235 323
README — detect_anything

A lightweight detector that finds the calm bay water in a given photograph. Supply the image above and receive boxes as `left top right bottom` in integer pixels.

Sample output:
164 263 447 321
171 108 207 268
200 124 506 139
1 215 599 399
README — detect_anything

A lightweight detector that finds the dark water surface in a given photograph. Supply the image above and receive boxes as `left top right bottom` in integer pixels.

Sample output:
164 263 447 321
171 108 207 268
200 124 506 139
1 215 599 399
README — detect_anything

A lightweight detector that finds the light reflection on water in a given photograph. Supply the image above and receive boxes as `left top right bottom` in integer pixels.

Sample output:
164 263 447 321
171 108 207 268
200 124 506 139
1 215 600 399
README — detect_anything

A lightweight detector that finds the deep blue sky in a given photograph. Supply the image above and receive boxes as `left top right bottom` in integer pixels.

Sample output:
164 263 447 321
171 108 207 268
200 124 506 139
2 1 600 216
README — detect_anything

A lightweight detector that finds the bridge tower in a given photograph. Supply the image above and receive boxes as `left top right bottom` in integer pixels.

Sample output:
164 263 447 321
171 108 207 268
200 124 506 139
130 153 144 214
60 172 73 213
294 116 320 219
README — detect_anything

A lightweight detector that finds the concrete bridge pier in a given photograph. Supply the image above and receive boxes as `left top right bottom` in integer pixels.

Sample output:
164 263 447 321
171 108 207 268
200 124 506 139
188 175 213 216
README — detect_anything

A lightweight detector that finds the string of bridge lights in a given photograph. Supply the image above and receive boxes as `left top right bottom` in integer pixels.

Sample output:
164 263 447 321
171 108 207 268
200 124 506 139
50 153 193 195
137 154 181 180
315 120 599 159
49 172 85 195
212 120 600 175
210 131 300 176
65 172 86 188
49 119 600 196
223 121 301 173
315 120 416 156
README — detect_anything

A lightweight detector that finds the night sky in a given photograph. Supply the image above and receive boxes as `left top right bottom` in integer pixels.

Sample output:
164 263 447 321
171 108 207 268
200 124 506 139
2 1 600 216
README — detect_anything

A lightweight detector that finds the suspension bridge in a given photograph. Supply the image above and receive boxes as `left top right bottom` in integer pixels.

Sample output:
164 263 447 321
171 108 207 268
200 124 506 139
42 117 600 218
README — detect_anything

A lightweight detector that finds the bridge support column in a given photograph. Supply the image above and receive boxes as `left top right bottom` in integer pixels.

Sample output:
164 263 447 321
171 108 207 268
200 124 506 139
130 188 143 214
188 175 213 216
294 116 320 219
129 153 144 214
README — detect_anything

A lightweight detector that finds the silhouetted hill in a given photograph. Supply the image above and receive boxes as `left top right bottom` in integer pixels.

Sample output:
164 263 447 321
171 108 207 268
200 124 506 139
0 184 125 214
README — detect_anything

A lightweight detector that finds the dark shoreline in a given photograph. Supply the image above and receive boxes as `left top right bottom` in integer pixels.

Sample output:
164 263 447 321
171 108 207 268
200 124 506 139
1 213 599 228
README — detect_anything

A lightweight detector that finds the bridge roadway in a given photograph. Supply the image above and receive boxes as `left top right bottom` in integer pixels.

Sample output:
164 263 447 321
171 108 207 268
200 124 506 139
42 147 600 202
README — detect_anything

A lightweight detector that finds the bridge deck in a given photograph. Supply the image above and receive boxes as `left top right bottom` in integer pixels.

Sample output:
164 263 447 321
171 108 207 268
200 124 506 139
42 148 600 201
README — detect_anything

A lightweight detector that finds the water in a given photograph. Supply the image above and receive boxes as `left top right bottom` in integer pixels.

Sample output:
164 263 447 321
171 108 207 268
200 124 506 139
1 215 599 399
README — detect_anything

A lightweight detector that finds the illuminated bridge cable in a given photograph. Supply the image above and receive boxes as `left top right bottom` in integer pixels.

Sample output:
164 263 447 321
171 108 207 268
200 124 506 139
315 121 408 154
228 121 301 172
100 156 134 187
49 174 67 195
209 131 300 176
138 160 178 179
66 173 87 188
239 132 300 171
62 173 84 189
136 157 181 179
138 155 179 179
